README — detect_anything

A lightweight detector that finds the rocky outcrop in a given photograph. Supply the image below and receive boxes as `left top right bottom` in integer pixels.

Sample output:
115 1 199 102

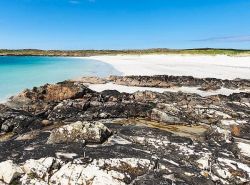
6 81 95 114
0 157 152 184
47 121 112 144
0 76 249 184
108 75 250 90
47 98 151 122
16 81 93 102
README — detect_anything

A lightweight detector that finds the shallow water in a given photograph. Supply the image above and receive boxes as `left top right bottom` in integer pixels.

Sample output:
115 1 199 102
0 56 120 101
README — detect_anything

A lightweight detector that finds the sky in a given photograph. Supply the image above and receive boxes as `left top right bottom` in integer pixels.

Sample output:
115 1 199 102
0 0 249 50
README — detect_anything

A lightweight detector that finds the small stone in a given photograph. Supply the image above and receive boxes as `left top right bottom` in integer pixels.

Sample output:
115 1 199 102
196 156 210 170
41 120 52 127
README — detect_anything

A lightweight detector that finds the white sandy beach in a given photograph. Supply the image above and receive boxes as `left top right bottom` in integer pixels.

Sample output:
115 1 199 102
85 54 250 80
82 55 250 96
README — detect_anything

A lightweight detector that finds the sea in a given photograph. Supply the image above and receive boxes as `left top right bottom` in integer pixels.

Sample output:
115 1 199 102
0 56 120 102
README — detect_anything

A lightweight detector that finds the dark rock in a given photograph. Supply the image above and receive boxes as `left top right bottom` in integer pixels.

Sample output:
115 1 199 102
6 81 96 115
0 105 39 134
109 75 250 90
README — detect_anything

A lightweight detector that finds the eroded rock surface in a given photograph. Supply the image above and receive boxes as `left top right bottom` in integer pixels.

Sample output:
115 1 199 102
0 77 249 184
3 157 152 185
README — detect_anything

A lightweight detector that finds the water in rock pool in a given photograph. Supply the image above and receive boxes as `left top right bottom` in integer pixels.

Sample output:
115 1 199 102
0 56 120 102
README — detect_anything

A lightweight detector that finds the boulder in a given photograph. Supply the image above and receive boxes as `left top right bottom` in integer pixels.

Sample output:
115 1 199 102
11 81 92 102
47 121 112 144
6 81 95 114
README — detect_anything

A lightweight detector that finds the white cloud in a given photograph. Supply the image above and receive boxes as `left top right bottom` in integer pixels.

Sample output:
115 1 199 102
69 0 80 4
68 0 95 4
193 35 250 42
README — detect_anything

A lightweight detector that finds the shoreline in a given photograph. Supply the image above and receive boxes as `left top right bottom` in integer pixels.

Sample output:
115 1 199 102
0 56 121 103
1 54 250 102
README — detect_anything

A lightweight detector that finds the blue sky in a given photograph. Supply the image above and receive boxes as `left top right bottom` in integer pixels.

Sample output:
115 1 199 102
0 0 249 49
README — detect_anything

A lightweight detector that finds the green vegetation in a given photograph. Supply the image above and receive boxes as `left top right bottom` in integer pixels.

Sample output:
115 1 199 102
0 48 250 56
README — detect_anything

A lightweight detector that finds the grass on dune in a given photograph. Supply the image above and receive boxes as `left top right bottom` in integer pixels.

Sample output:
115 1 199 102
0 48 250 56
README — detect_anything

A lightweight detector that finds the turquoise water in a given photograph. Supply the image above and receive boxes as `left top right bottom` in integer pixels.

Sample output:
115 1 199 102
0 56 120 101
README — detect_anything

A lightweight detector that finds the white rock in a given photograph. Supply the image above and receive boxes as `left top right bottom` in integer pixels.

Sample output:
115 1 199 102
16 156 152 185
0 160 23 184
220 120 239 126
81 164 125 185
50 162 125 185
56 152 78 159
50 162 74 185
206 110 232 119
196 156 210 170
104 135 132 146
214 126 232 143
163 159 180 166
95 158 151 169
217 158 250 182
20 174 47 185
177 144 195 155
132 136 169 149
49 157 151 185
237 142 250 157
22 157 59 179
213 165 232 179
